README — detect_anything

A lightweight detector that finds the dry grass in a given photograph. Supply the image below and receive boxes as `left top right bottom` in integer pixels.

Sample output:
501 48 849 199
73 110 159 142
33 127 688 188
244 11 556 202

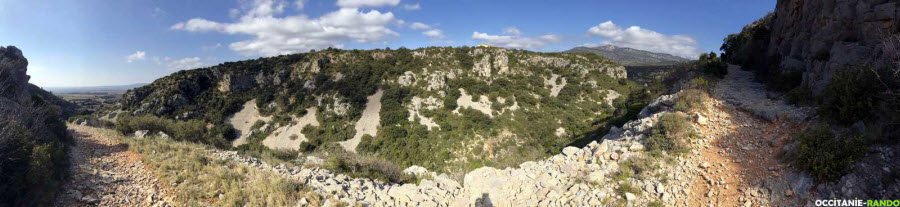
120 135 322 207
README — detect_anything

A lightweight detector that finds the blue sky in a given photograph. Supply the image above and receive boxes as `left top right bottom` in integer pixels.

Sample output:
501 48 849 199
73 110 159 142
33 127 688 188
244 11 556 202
0 0 775 87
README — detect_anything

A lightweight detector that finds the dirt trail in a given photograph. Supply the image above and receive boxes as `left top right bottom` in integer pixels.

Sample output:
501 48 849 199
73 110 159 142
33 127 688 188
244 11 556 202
685 66 808 207
55 124 175 207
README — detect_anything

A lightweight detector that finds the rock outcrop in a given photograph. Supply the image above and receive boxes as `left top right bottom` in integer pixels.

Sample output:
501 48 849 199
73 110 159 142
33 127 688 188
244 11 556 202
0 46 31 105
726 0 899 92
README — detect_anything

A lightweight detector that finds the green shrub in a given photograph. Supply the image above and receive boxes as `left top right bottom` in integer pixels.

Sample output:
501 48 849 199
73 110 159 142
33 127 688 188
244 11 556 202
698 52 728 78
820 67 883 125
616 182 642 196
0 112 71 206
674 89 706 112
115 115 231 148
323 149 412 183
786 85 813 106
646 113 692 156
794 126 868 182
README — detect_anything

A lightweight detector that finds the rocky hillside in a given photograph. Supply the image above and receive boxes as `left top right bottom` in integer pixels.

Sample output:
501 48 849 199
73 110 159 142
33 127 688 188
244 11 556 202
567 45 690 66
108 47 641 176
0 46 72 206
722 0 900 200
722 0 899 92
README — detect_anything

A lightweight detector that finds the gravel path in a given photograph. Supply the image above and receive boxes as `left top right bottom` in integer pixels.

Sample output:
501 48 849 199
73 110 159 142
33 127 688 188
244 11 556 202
55 124 174 207
685 66 811 206
712 65 811 121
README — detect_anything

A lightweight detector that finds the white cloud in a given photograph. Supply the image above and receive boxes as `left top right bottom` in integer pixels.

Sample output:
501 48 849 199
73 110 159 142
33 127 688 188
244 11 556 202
409 22 430 30
170 18 223 32
472 32 545 49
166 57 213 71
294 0 304 10
172 0 399 56
126 51 146 63
336 0 400 8
539 34 562 42
402 3 420 10
423 29 443 38
587 21 699 58
502 27 522 35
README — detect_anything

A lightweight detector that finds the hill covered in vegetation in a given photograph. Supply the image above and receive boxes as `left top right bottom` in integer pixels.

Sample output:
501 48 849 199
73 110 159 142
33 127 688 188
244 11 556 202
104 46 661 176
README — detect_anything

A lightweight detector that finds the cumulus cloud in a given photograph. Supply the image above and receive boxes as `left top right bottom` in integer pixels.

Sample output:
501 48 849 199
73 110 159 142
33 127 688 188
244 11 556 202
502 27 522 35
539 34 562 42
472 32 545 49
126 51 146 63
402 3 420 10
171 0 399 56
409 22 430 30
587 21 699 58
166 57 214 71
170 18 223 32
336 0 400 8
423 29 443 38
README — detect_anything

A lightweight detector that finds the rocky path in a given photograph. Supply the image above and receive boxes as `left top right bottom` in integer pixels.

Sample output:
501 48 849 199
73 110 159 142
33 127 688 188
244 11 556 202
55 124 175 207
685 65 809 206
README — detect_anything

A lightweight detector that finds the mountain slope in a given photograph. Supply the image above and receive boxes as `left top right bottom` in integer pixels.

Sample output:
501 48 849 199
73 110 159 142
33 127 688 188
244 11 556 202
108 47 647 175
567 45 690 65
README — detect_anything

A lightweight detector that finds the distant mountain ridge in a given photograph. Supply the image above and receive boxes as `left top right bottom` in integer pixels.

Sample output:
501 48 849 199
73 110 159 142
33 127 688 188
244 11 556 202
566 45 690 65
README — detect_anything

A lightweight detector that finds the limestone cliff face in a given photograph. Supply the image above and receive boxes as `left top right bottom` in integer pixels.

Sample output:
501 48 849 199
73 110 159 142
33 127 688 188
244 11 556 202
0 46 31 105
753 0 898 91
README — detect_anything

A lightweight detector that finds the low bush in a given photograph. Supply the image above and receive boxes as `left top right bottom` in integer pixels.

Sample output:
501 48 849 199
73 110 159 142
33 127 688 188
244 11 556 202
0 98 72 206
674 77 710 112
646 113 693 157
793 126 868 182
321 147 413 183
67 114 115 128
819 67 883 125
115 115 233 148
785 85 813 106
698 52 728 78
616 182 642 196
674 89 707 112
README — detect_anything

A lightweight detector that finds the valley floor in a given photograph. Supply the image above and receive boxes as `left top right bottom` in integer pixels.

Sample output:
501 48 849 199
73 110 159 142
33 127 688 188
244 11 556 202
55 124 175 207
